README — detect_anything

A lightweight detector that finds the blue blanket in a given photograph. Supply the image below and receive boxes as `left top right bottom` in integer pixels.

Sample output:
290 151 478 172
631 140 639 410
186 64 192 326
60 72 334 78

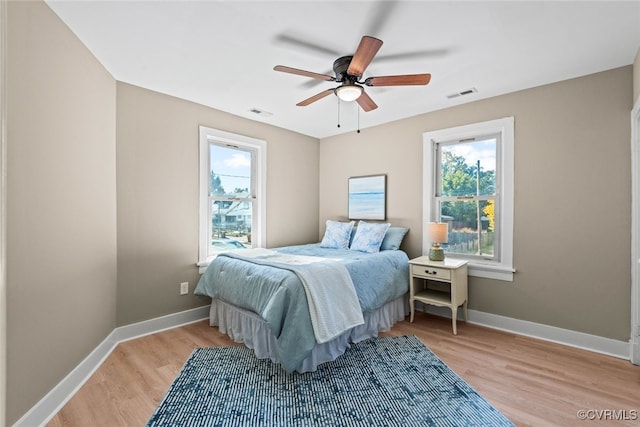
216 248 365 344
195 244 409 371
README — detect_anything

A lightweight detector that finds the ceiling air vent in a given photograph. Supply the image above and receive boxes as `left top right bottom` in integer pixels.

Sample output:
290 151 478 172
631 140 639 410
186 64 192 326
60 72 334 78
447 88 477 99
249 108 273 118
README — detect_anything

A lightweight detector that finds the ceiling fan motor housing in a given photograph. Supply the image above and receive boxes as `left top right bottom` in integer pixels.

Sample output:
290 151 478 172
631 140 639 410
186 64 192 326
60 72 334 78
333 55 358 82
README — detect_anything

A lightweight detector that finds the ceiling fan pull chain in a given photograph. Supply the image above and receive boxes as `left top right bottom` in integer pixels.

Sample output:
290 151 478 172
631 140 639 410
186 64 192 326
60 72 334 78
337 99 341 128
357 104 361 134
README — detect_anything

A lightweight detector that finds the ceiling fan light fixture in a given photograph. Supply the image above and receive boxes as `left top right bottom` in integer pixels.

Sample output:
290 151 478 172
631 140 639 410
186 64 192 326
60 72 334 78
335 84 363 102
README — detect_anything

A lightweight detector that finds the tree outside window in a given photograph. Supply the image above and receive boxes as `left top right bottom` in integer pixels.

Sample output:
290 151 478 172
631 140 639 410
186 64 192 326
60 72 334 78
436 137 498 259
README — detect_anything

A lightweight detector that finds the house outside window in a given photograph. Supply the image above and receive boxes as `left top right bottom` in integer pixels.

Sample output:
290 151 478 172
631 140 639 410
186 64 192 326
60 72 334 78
198 126 266 270
423 117 514 281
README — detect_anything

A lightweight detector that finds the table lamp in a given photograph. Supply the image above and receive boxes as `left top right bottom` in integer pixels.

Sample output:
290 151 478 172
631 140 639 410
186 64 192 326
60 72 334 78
426 222 448 261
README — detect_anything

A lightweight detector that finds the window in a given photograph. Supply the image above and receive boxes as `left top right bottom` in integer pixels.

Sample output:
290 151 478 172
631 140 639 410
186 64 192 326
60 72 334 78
423 117 514 281
436 136 498 259
198 126 266 270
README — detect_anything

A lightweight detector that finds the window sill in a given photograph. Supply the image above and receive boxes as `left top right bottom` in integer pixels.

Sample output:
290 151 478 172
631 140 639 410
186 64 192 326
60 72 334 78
467 261 515 281
197 260 210 275
197 249 248 274
444 256 515 281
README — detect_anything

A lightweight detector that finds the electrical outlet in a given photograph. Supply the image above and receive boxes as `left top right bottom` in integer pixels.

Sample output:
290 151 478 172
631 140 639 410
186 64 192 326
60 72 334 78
180 282 189 295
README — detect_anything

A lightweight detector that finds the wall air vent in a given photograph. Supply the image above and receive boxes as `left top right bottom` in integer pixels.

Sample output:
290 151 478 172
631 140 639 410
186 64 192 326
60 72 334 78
447 88 478 99
249 108 273 118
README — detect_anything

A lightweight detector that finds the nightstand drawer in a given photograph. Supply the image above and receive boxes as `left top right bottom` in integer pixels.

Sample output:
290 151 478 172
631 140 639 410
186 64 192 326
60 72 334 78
410 264 451 280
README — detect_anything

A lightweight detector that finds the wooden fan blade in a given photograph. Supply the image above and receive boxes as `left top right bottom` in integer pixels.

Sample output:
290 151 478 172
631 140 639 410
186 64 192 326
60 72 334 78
356 91 378 112
365 1 397 36
375 49 449 62
274 65 335 81
364 73 431 87
297 89 334 106
347 36 383 77
301 69 334 89
275 34 342 57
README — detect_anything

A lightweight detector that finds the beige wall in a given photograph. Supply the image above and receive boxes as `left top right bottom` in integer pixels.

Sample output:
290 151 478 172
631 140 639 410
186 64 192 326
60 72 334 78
6 1 117 424
115 83 319 326
320 66 633 341
6 1 319 421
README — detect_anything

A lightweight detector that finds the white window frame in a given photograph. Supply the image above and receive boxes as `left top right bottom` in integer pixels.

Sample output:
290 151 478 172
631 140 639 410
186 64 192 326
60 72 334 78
198 126 266 272
423 117 515 281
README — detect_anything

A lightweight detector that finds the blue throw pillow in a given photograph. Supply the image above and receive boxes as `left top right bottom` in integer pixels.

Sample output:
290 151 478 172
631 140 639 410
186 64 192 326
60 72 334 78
350 221 391 253
320 220 355 249
380 227 410 251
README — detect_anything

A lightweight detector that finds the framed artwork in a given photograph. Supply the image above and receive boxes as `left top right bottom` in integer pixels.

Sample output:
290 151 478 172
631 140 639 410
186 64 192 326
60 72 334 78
348 174 386 220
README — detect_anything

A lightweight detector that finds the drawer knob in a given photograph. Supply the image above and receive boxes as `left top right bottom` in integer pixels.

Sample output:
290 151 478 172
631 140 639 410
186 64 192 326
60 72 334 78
425 269 437 275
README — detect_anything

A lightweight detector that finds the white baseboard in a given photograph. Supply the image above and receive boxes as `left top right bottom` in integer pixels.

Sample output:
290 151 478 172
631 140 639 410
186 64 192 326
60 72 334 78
12 305 210 427
114 305 211 343
14 303 632 427
420 304 630 360
631 336 640 364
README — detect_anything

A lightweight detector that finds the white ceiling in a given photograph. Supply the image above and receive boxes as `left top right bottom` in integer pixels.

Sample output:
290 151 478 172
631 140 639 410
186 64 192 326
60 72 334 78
45 1 640 139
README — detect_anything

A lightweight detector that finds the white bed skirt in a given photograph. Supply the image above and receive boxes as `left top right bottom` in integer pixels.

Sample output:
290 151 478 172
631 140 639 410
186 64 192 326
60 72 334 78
209 295 408 372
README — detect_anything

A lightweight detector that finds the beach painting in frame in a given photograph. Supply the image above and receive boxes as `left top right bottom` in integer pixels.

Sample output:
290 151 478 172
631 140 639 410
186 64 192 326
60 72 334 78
348 174 386 220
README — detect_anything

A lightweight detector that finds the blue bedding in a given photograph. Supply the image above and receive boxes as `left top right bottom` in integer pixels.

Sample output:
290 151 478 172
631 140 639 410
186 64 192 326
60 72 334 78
194 243 409 371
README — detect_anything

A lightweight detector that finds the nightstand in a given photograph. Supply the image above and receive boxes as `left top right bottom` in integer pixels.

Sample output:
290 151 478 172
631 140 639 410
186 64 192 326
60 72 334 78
408 256 468 335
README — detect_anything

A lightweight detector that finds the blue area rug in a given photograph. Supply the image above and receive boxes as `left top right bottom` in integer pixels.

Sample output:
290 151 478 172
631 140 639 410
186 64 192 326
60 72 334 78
147 335 514 426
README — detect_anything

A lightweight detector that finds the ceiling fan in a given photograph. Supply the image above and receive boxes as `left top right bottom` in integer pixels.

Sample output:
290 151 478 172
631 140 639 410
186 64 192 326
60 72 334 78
274 35 431 112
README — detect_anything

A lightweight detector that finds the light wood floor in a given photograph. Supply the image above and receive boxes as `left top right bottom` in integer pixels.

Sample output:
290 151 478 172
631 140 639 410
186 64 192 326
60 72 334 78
47 313 640 427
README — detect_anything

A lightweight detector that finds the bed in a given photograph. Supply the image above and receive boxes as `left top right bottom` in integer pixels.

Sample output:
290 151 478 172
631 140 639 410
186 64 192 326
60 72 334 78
194 221 410 372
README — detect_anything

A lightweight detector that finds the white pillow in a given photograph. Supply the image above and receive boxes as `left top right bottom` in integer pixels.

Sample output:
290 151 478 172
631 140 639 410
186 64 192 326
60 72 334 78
320 220 355 249
350 221 391 253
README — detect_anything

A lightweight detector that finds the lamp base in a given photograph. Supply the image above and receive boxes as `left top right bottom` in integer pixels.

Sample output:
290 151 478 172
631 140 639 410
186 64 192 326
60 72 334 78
428 245 445 261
